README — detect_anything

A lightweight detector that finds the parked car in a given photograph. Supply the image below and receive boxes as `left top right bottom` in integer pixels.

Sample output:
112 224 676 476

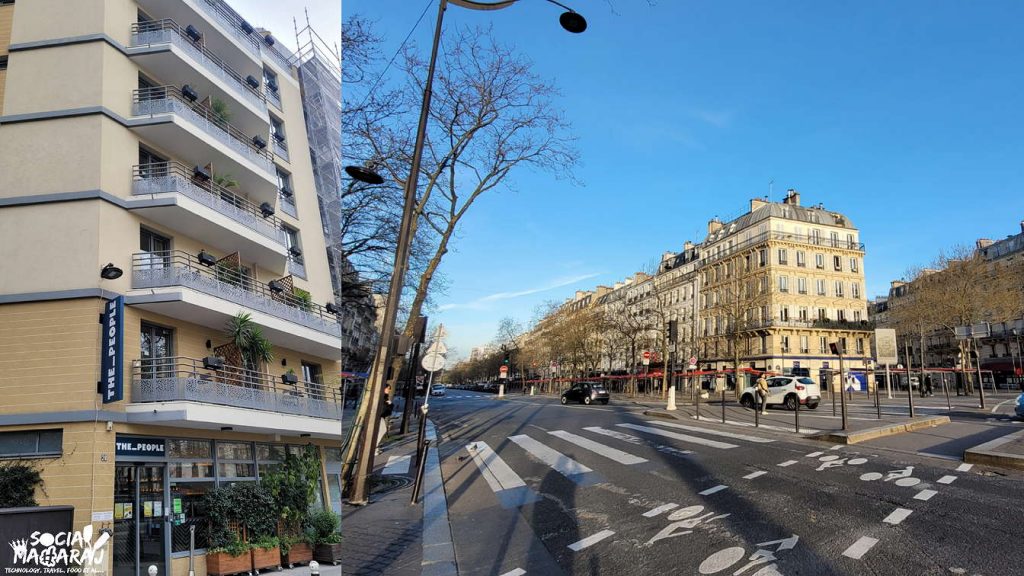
1015 393 1024 419
740 376 821 410
430 384 446 397
560 381 610 405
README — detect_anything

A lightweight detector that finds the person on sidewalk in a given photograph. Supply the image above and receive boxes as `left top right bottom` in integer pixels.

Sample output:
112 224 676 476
756 374 769 414
922 374 934 397
376 383 393 456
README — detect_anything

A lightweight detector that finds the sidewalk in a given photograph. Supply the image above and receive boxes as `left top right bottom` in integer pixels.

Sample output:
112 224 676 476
340 415 457 576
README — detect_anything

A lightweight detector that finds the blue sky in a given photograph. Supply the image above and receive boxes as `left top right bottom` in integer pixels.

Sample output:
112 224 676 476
345 0 1024 361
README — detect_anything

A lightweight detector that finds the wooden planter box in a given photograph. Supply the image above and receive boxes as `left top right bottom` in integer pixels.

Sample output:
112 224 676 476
251 545 281 572
206 551 251 576
282 542 313 567
314 543 342 565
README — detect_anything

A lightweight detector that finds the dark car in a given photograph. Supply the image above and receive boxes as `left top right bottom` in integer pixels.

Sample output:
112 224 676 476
561 382 610 405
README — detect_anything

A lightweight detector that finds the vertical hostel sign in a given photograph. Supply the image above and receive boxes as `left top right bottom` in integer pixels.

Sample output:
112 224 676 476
101 296 124 403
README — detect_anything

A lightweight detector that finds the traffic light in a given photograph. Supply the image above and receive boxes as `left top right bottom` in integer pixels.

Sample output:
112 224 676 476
829 342 844 355
668 320 678 343
503 353 510 365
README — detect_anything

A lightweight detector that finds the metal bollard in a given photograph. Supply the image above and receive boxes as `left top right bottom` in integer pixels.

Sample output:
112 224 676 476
410 439 430 504
754 403 759 428
696 386 701 420
667 386 677 411
309 561 320 576
875 376 881 420
148 566 158 576
721 388 727 424
795 396 800 433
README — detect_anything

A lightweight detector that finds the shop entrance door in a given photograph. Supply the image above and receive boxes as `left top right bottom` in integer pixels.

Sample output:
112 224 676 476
113 464 168 576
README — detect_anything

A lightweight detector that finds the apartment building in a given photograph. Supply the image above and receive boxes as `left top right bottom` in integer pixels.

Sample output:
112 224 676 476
0 2 343 575
698 190 872 391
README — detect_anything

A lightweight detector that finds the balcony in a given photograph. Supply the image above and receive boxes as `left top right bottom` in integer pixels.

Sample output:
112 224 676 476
262 40 293 72
128 19 268 130
272 137 290 162
129 162 287 270
750 318 876 331
702 231 865 267
129 250 341 356
279 194 297 218
288 257 306 279
130 86 275 198
267 88 282 110
136 0 261 73
131 356 340 420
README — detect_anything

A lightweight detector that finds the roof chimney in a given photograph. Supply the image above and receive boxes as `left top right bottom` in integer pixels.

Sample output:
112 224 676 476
1020 220 1023 234
783 189 801 206
976 238 994 250
750 197 769 212
707 217 724 235
683 240 694 250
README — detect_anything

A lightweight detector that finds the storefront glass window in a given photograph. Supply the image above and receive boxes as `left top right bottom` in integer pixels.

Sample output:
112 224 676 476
170 481 212 553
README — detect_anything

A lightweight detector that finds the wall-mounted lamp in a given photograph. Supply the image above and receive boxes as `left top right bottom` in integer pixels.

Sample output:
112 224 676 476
100 263 123 280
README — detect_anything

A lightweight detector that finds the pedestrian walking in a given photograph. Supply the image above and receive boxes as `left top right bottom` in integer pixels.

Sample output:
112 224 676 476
923 374 934 397
756 373 769 414
375 384 393 456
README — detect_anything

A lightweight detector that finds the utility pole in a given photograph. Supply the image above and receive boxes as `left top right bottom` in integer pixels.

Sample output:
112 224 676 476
831 341 848 430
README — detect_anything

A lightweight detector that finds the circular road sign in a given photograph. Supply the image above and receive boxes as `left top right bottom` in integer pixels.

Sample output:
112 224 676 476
421 351 446 372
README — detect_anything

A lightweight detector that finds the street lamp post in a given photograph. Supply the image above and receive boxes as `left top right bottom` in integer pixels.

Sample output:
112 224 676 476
346 0 586 505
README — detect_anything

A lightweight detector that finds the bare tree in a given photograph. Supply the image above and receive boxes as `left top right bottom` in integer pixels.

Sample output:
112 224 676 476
493 316 526 389
351 26 579 376
703 257 772 396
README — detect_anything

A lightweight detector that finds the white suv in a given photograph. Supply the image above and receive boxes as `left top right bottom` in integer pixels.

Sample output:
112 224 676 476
741 376 821 410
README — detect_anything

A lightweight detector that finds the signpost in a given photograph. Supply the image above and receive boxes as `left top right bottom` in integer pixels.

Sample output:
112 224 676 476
642 351 651 366
874 328 898 400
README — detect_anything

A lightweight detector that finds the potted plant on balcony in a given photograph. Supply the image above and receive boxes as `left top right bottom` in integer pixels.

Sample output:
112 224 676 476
203 487 250 576
308 509 342 565
282 368 299 385
292 287 313 312
210 97 232 124
262 446 320 567
224 312 273 384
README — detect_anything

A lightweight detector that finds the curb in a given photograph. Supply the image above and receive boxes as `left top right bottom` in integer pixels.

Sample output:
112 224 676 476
964 428 1024 470
643 410 681 420
812 415 951 444
421 420 459 576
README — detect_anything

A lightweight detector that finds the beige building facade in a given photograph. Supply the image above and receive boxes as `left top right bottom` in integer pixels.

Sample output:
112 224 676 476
0 2 343 575
698 191 872 391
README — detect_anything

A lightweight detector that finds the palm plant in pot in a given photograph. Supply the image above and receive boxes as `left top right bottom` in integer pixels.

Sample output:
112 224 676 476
224 312 273 388
307 509 342 565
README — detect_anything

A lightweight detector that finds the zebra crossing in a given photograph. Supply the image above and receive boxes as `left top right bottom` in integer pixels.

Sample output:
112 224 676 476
465 419 775 508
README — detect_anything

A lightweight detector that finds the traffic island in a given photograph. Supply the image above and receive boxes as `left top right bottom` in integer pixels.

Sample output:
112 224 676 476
964 428 1024 470
812 415 951 444
644 410 682 420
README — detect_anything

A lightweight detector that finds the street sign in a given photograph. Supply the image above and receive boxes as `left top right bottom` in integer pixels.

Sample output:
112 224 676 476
689 356 697 366
499 365 508 377
431 324 448 340
421 351 446 372
793 361 800 368
642 351 651 366
970 322 991 338
427 340 448 355
874 328 898 365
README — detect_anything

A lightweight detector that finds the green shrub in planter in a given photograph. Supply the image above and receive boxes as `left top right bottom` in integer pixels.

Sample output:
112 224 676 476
0 461 44 508
250 535 280 550
207 532 250 558
307 509 341 546
228 482 277 538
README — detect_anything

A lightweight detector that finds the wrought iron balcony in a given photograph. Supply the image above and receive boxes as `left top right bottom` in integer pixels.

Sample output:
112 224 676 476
132 86 273 172
701 231 865 267
132 356 340 419
130 19 266 112
131 250 340 336
195 0 260 59
132 161 286 245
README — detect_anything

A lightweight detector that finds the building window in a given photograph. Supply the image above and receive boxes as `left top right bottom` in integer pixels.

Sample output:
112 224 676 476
758 248 767 267
263 67 279 94
847 234 856 249
815 254 825 269
780 306 790 321
834 255 842 271
852 283 860 299
835 281 844 297
812 229 821 245
796 250 806 267
270 115 287 145
779 276 789 292
854 310 862 322
140 322 174 379
837 309 846 321
0 429 62 458
302 361 324 397
777 249 788 265
816 279 826 296
0 55 7 71
830 231 839 247
797 277 807 294
840 337 848 351
781 335 790 353
818 308 828 321
798 307 808 321
800 335 809 353
216 442 256 479
276 167 294 201
819 336 828 353
856 338 865 354
850 257 859 272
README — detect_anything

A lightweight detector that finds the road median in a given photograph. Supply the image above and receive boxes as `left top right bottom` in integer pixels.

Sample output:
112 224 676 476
964 428 1024 470
812 415 951 444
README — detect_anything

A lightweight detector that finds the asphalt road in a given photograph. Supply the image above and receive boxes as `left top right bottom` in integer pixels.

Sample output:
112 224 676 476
427 390 1024 576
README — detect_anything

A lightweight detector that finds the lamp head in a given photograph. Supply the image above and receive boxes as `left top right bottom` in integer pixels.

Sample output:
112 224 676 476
559 10 586 33
344 165 384 185
101 263 123 280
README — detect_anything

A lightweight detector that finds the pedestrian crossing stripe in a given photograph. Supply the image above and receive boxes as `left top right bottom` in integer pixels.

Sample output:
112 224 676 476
508 434 600 484
465 441 540 509
646 420 775 443
548 430 648 465
617 423 739 449
582 426 693 458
